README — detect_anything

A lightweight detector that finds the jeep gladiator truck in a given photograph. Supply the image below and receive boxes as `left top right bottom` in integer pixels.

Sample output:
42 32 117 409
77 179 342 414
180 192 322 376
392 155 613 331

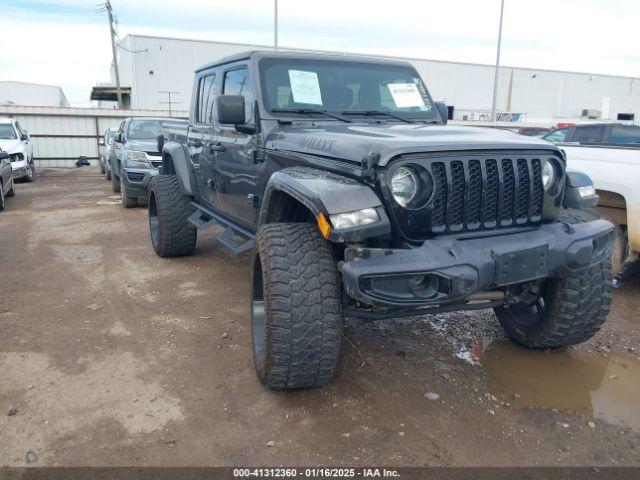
149 51 614 389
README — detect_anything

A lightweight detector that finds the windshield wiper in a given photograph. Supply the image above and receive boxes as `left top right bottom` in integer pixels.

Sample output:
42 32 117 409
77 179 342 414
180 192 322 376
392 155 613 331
341 110 415 124
271 108 352 123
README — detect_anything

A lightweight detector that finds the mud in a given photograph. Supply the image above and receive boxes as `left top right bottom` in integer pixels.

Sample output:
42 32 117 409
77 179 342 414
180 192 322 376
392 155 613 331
1 168 640 467
476 338 640 432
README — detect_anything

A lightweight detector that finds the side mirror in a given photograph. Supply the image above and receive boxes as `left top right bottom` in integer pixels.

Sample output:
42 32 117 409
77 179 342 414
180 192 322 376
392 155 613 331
217 95 246 125
0 151 8 161
435 102 449 125
156 134 165 153
20 133 29 141
98 139 105 146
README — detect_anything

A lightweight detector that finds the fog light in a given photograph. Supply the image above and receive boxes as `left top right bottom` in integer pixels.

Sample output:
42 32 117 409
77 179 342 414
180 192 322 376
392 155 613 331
410 275 438 298
330 208 379 229
577 185 596 198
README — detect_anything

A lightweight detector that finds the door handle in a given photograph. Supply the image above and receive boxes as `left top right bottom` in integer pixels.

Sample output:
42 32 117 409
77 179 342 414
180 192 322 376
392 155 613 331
209 143 226 153
188 139 202 148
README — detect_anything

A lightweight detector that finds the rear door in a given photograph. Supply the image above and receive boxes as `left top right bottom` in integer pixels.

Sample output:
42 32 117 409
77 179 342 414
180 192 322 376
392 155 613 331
214 64 260 228
572 125 605 145
188 70 222 210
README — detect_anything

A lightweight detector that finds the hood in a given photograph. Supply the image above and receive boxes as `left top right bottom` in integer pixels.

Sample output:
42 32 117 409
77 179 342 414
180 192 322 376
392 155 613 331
267 123 559 166
0 139 23 153
124 139 158 153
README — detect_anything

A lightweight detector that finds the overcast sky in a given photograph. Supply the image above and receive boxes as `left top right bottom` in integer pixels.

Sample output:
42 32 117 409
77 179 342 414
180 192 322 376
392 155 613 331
1 0 639 106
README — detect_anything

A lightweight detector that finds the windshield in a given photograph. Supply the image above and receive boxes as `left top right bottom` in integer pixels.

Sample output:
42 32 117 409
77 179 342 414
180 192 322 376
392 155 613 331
0 124 17 139
126 119 165 140
260 58 437 121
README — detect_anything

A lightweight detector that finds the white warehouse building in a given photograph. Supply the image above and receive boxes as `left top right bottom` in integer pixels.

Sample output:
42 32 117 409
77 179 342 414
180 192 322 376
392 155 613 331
0 81 70 107
101 34 640 123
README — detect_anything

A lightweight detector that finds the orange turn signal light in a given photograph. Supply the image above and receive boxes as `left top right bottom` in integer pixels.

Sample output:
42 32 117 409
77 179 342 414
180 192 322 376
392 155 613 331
316 212 332 239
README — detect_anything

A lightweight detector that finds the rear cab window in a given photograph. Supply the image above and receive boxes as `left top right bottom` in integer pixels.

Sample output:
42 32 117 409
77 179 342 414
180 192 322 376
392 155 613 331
609 125 640 145
196 73 217 124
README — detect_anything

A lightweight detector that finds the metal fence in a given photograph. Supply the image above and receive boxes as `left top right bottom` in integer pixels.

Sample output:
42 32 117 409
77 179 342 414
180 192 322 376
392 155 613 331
0 105 188 168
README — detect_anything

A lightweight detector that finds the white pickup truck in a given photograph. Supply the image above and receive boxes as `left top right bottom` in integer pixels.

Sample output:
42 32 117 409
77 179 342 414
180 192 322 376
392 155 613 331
543 123 640 274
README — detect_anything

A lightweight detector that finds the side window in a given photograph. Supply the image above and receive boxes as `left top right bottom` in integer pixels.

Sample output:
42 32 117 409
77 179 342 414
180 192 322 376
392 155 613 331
573 125 604 143
609 125 640 144
223 67 254 125
543 128 569 143
197 74 216 124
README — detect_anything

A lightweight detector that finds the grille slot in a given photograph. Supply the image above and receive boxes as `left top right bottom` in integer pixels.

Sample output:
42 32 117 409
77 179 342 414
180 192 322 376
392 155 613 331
422 156 544 234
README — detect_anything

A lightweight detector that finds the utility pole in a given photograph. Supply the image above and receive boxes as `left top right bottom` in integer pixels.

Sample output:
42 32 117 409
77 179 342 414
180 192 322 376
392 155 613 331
103 0 123 108
158 91 180 117
274 0 278 51
491 0 505 122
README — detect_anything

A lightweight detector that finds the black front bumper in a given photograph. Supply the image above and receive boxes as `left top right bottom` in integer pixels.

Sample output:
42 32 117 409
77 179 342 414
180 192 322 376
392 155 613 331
121 166 159 198
341 219 614 307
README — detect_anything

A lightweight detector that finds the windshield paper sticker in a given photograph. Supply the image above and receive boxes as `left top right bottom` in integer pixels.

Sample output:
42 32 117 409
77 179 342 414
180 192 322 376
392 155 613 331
289 70 323 105
387 83 425 108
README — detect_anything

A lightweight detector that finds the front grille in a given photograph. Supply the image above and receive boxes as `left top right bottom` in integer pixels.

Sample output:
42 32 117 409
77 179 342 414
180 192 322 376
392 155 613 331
427 156 544 233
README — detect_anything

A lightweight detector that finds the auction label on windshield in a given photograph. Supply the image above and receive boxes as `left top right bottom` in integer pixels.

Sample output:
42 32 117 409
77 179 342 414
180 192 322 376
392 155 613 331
289 70 323 105
387 83 425 108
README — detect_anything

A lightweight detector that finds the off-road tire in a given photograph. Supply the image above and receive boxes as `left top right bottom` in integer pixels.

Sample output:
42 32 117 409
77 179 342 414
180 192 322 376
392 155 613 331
495 208 613 348
106 169 111 181
0 182 5 211
100 162 105 174
111 163 121 193
6 181 15 197
148 175 196 257
251 223 343 389
121 185 137 208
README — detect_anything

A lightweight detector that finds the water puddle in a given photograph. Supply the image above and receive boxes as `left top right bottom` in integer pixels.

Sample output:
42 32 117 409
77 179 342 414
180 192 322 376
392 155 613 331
472 337 640 431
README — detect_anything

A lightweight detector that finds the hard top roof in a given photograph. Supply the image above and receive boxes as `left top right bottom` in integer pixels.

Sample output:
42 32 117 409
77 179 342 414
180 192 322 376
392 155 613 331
195 50 413 73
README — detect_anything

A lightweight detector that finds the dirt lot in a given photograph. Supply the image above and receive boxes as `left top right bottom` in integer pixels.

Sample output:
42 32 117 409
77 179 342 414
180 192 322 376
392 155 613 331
1 168 640 467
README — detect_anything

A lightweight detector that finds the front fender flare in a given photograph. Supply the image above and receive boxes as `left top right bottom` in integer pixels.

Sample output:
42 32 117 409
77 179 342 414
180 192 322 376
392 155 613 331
161 141 192 195
259 166 391 242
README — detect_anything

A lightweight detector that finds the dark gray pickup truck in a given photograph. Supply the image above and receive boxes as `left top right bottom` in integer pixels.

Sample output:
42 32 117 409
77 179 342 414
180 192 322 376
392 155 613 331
149 51 614 389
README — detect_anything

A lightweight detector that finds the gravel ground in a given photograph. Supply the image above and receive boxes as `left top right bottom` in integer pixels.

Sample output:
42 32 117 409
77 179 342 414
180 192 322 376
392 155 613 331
1 168 639 467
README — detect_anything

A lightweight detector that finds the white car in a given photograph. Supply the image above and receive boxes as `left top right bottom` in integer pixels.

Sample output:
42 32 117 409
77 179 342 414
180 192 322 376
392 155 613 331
0 118 35 182
543 123 640 274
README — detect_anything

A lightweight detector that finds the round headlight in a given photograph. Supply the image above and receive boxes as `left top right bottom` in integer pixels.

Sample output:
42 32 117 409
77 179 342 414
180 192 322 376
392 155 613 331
391 166 419 207
542 159 557 191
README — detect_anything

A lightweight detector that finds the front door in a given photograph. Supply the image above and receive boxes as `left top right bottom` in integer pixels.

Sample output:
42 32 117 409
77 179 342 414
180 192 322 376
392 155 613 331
215 65 260 228
188 71 220 210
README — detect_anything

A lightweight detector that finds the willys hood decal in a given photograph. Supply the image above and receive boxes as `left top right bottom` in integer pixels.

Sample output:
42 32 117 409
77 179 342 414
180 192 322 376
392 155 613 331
268 124 559 165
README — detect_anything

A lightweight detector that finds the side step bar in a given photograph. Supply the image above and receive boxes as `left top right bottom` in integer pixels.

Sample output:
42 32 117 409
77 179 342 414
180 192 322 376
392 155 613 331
187 204 255 255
